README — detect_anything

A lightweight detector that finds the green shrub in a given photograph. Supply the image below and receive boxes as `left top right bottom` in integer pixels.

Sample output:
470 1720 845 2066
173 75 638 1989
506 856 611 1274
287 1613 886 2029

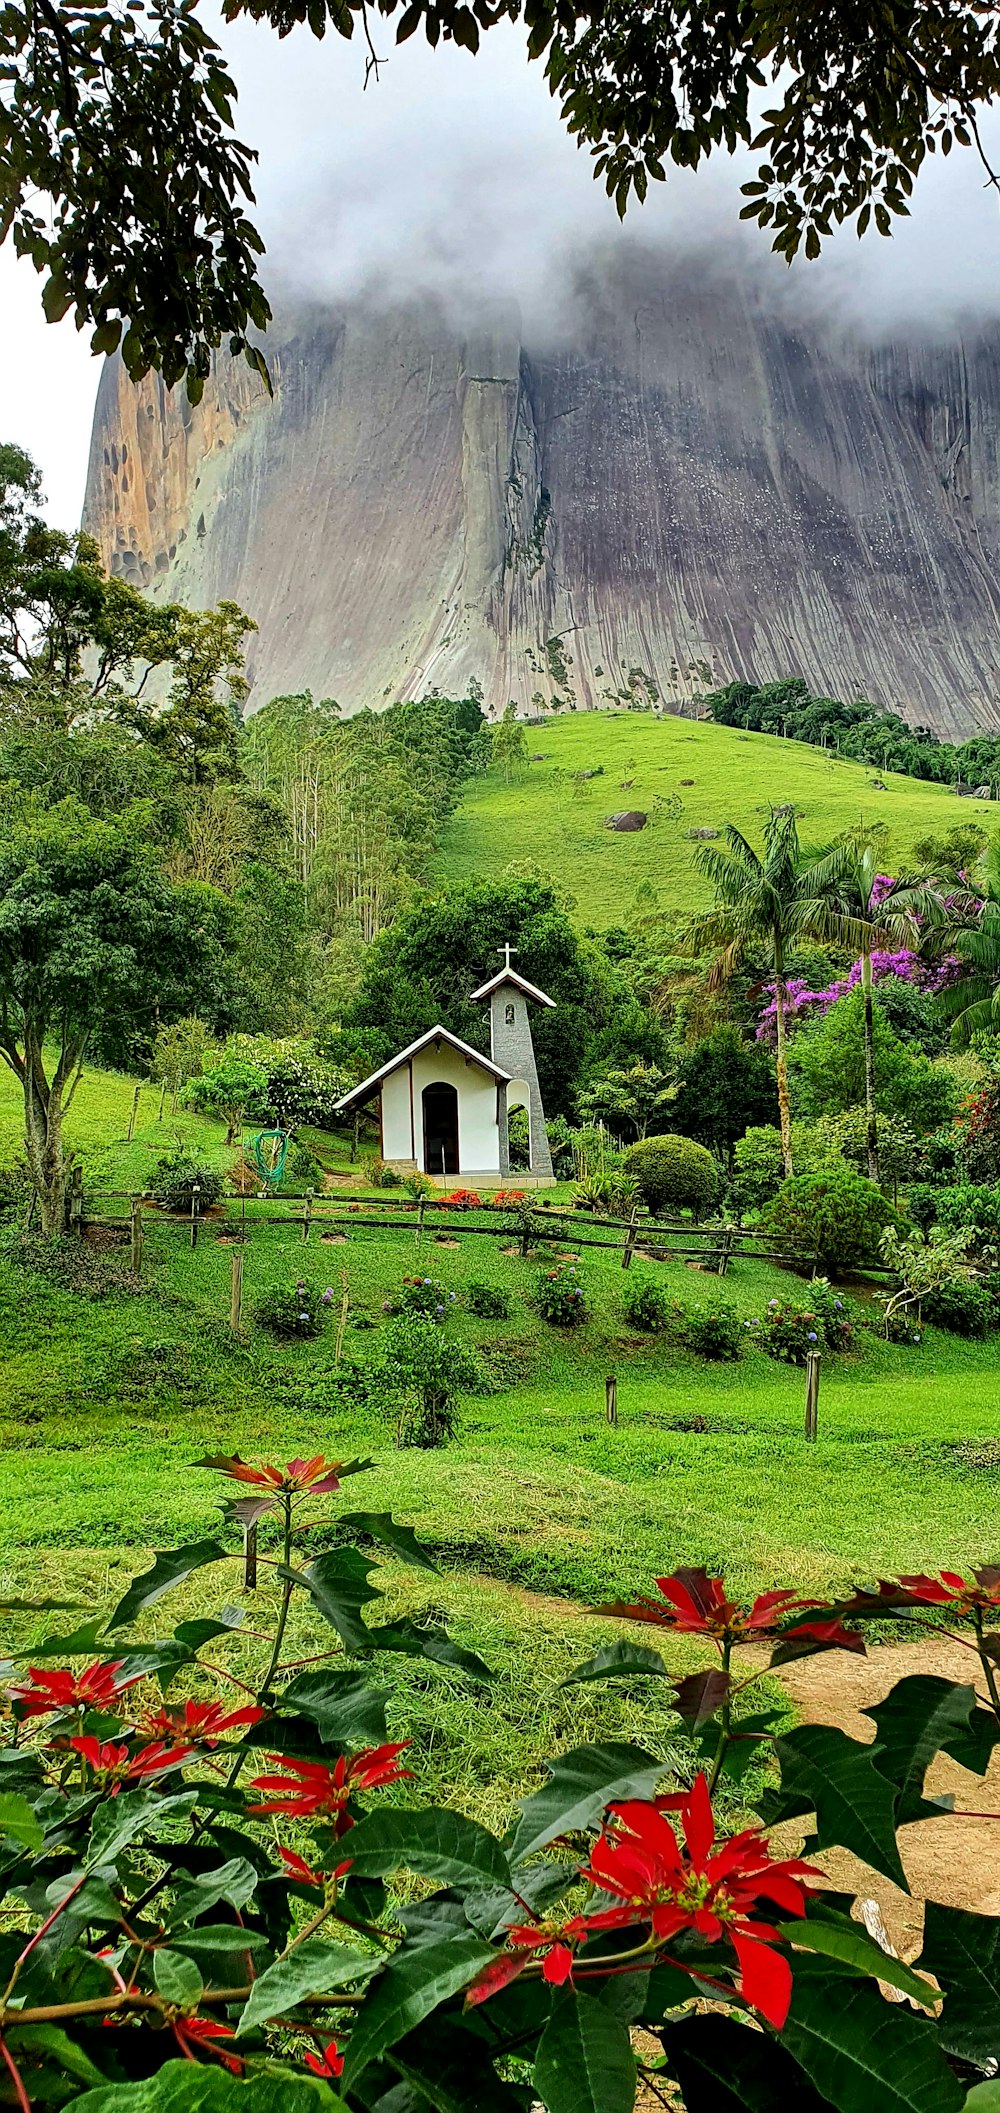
534 1263 588 1325
252 1277 335 1339
2 1229 140 1299
279 1140 324 1192
922 1278 995 1337
384 1274 457 1321
621 1274 672 1333
0 1156 30 1220
363 1155 401 1189
733 1126 784 1212
465 1280 511 1319
624 1133 719 1218
507 1105 531 1170
403 1169 435 1200
926 1183 1000 1251
760 1167 898 1273
752 1293 840 1364
682 1301 742 1361
545 1113 577 1180
149 1153 226 1214
379 1315 482 1448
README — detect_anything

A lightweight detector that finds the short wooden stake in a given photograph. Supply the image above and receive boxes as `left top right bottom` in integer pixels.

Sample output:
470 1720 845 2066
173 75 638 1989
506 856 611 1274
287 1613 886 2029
157 1081 166 1122
334 1270 350 1365
302 1189 313 1243
230 1248 244 1333
68 1163 84 1237
804 1351 820 1442
605 1374 618 1426
621 1207 639 1270
716 1224 733 1278
243 1521 258 1592
126 1082 141 1144
190 1184 201 1249
129 1196 144 1276
416 1198 425 1248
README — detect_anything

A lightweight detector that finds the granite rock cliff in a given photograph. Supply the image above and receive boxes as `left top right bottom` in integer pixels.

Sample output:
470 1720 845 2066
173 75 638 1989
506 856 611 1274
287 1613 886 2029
83 255 1000 735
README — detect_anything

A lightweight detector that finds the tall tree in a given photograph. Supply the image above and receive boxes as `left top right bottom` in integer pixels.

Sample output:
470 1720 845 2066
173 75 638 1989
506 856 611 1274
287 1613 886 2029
6 3 1000 392
688 812 815 1178
800 839 944 1182
940 841 1000 1046
0 801 216 1233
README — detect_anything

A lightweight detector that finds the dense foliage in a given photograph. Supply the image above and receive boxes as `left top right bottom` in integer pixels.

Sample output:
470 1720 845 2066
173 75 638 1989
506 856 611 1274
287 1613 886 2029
705 675 1000 792
2 1458 1000 2109
624 1134 719 1218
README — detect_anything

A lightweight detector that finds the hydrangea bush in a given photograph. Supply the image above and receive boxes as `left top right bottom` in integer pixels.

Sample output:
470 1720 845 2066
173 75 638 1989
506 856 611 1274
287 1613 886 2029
2 1463 999 2110
535 1263 589 1325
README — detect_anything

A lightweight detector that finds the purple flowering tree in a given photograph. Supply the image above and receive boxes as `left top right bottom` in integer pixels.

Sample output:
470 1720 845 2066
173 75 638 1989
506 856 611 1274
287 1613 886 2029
798 842 946 1182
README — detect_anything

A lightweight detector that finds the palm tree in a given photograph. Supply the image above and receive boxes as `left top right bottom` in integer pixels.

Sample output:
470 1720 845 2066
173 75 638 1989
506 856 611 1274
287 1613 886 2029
940 841 1000 1044
688 810 815 1178
800 838 945 1184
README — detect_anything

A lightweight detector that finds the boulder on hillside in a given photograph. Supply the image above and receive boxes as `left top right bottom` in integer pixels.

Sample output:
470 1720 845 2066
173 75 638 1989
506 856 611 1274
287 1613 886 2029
605 811 648 832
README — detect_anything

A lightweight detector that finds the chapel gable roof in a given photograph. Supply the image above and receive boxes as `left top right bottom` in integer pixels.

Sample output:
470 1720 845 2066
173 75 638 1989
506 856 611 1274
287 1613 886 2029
468 968 556 1007
333 1026 512 1112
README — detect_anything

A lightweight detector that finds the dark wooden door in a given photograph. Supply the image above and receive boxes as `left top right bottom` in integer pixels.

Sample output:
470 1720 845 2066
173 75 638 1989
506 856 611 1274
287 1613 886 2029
422 1082 459 1175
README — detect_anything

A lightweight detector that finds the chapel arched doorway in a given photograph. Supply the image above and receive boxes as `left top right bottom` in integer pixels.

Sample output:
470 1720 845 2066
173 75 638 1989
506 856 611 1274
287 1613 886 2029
422 1081 459 1176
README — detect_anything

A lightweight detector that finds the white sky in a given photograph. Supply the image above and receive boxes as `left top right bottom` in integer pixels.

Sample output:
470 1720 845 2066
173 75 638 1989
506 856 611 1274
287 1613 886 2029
4 20 1000 530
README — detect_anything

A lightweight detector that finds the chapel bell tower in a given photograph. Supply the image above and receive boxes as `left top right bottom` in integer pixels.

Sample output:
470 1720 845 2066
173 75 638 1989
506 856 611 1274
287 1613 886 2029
469 945 554 1179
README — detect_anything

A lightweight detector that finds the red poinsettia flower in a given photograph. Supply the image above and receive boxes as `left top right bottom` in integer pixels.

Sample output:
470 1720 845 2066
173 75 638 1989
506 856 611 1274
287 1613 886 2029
70 1735 191 1790
466 1913 598 2005
9 1660 139 1719
138 1699 267 1749
278 1846 352 1888
599 1568 862 1655
896 1566 1000 1610
582 1773 821 2030
198 1454 344 1495
172 2017 242 2072
250 1743 411 1829
304 2039 345 2079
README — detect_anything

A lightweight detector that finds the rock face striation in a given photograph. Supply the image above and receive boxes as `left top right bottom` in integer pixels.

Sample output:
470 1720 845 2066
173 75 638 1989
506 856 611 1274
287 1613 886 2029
83 253 1000 735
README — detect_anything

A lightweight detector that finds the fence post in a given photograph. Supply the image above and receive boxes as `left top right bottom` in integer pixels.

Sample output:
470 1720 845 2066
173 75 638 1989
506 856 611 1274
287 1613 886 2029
804 1351 820 1442
243 1521 258 1592
716 1224 733 1278
334 1269 350 1365
302 1189 313 1244
621 1206 639 1270
129 1196 144 1277
68 1164 84 1237
605 1374 618 1426
416 1198 425 1249
126 1082 141 1144
190 1184 200 1250
230 1248 244 1333
157 1080 166 1122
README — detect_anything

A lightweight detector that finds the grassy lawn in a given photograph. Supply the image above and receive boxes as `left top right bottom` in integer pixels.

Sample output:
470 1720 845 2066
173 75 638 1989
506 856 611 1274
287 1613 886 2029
2 1058 998 1820
436 713 977 923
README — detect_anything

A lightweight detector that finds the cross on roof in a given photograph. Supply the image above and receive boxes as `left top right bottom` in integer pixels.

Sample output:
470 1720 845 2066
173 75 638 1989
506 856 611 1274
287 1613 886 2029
498 942 518 971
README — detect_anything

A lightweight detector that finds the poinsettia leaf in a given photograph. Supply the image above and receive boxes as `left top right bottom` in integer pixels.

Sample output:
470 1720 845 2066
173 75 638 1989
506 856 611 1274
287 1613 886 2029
560 1641 672 1686
673 1668 730 1726
342 1808 511 1893
363 1620 492 1681
338 1512 439 1572
771 1726 907 1888
464 1859 578 1940
508 1742 664 1864
108 1542 229 1629
966 2086 1000 2109
660 2012 831 2110
272 1668 389 1750
341 1934 494 2090
388 2017 528 2111
782 1961 964 2113
21 1618 108 1659
533 1989 635 2113
87 1788 197 1869
0 1794 43 1853
170 1926 269 1956
287 1548 383 1652
778 1915 936 2007
5 2022 106 2089
236 1935 378 2036
861 1675 980 1822
918 1901 1000 2064
173 1612 244 1649
73 2056 339 2108
153 1948 203 2008
171 1858 260 1924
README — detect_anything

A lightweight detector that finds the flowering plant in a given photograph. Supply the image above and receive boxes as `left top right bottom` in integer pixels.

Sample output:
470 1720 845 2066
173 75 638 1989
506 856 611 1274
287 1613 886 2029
382 1273 457 1321
751 1294 836 1363
534 1262 589 1325
439 1188 484 1210
251 1277 335 1339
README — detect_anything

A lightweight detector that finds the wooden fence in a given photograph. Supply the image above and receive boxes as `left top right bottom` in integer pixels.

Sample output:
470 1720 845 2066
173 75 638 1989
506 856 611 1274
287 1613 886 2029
63 1175 823 1277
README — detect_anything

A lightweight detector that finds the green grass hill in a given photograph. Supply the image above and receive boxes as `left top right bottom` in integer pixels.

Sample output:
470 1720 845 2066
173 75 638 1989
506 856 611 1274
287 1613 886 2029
436 712 983 922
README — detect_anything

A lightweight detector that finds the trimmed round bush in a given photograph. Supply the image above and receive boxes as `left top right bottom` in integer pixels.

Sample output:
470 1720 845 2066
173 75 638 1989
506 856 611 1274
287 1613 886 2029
623 1134 719 1218
252 1279 334 1339
682 1302 742 1361
761 1167 899 1274
465 1280 511 1319
621 1274 672 1333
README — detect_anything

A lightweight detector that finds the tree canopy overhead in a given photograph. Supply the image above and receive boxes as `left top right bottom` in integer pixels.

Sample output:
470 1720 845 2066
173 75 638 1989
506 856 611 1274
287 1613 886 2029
4 0 1000 393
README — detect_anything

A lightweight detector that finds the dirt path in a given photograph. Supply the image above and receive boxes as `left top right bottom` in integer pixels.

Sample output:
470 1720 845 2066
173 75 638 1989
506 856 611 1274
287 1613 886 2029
772 1637 1000 1955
